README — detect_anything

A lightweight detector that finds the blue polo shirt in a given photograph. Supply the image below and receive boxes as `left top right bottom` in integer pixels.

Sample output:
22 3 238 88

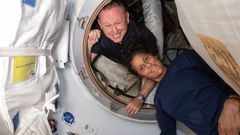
154 50 235 135
92 20 158 65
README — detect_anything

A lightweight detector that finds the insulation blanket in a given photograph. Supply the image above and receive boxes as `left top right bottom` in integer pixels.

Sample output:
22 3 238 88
175 0 240 94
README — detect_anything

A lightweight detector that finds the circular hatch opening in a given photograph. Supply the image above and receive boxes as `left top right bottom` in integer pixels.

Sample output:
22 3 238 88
72 0 156 121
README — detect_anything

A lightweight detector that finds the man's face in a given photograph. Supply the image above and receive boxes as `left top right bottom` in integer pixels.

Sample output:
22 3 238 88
131 52 165 81
98 5 129 44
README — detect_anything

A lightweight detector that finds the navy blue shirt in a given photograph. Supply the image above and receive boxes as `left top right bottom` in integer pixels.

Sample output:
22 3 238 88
92 20 158 65
154 50 235 135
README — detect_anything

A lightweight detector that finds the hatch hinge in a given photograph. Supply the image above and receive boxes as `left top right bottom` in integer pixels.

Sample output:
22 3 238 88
78 67 88 80
110 103 121 112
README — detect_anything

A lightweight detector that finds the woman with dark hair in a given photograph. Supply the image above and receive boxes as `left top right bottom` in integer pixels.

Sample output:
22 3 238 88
127 48 240 135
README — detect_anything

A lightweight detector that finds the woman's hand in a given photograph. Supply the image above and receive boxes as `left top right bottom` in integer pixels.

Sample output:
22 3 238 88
125 98 144 116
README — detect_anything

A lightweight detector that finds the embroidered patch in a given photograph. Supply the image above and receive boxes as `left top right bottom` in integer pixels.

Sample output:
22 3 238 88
23 0 36 8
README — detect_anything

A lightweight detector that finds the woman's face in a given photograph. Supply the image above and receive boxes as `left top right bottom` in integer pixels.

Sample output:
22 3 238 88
131 52 165 81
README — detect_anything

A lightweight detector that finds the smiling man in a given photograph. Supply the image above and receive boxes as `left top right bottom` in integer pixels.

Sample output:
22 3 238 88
88 0 158 63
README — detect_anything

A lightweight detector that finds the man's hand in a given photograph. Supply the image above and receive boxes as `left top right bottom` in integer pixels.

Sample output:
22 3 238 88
88 29 101 62
218 97 240 135
125 98 144 116
88 29 101 48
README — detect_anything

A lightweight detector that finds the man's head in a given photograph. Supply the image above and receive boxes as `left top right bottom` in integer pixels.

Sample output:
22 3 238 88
98 0 129 44
128 50 166 81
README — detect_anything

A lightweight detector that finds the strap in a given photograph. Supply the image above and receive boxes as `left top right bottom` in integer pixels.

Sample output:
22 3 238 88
43 83 60 114
0 47 51 56
43 94 59 115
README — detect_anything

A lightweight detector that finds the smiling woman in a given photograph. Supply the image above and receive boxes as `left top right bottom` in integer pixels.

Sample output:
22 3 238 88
130 52 166 82
126 48 240 135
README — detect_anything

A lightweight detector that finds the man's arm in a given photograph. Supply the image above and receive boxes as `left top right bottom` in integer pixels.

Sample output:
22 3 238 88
125 78 156 116
218 95 240 135
88 29 101 62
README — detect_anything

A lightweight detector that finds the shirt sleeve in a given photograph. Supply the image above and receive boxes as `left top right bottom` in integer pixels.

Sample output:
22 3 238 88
91 42 102 54
155 101 177 135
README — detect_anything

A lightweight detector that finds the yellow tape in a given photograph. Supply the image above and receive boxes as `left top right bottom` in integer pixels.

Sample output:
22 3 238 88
12 56 37 84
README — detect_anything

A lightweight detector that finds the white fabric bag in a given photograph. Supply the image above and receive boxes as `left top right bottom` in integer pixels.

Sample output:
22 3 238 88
0 0 67 134
93 55 140 93
141 0 164 58
175 0 240 94
15 107 52 135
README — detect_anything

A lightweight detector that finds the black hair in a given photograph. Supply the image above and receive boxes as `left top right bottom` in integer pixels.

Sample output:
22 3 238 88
127 49 146 76
124 39 148 75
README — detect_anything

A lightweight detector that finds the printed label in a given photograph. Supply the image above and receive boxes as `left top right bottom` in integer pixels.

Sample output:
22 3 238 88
12 56 37 84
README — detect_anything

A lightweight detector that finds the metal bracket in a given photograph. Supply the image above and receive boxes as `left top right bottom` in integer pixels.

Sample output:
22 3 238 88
77 16 89 29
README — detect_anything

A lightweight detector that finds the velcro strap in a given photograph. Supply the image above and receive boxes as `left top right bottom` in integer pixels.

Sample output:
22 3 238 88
0 47 51 56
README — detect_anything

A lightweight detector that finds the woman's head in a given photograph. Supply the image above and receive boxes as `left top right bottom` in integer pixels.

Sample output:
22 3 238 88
128 50 166 81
